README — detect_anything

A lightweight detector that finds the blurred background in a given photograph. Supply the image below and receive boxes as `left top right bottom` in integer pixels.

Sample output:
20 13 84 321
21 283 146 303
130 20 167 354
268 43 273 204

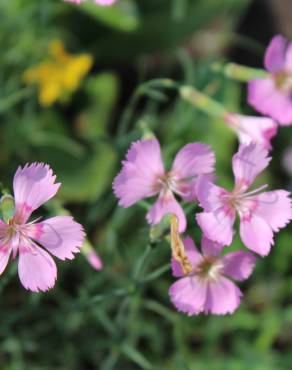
1 0 292 369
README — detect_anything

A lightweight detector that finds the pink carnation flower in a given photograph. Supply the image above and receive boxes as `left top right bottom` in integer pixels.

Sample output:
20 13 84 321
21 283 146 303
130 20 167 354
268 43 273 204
196 143 292 256
86 249 103 271
224 113 277 150
64 0 116 5
169 236 256 315
248 35 292 125
113 139 215 232
0 163 85 292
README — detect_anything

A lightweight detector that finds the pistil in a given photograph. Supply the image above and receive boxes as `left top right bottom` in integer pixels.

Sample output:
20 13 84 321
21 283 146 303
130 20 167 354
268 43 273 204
196 256 223 281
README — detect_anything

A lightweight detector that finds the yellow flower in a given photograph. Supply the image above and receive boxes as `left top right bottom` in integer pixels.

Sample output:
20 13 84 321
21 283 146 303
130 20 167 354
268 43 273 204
23 40 93 107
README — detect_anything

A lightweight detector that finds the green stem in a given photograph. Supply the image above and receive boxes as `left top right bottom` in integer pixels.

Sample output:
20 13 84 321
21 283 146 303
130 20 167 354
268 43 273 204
0 264 17 294
0 87 33 113
117 78 178 135
117 92 140 136
140 263 170 283
81 286 134 307
180 85 227 118
133 244 152 280
212 62 269 82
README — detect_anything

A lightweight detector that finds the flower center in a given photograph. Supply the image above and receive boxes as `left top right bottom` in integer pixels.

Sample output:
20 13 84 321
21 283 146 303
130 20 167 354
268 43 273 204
158 172 179 193
220 184 267 214
164 173 177 189
1 218 36 257
196 256 223 281
7 218 21 237
157 171 194 198
274 71 292 95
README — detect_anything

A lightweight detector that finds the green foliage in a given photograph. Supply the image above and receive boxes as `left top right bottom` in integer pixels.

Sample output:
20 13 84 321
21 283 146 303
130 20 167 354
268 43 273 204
82 0 140 31
0 1 291 370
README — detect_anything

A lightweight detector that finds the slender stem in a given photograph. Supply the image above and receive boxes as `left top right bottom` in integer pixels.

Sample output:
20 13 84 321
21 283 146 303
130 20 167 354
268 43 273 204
0 87 33 113
117 91 140 136
180 85 227 119
117 78 178 136
0 264 17 294
133 244 152 280
80 286 134 308
212 62 269 82
140 263 170 283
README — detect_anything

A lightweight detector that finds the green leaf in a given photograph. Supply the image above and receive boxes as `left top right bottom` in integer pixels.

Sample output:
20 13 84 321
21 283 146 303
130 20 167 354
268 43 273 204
58 141 117 202
30 131 85 158
93 0 251 61
122 344 152 370
81 0 139 32
78 72 119 140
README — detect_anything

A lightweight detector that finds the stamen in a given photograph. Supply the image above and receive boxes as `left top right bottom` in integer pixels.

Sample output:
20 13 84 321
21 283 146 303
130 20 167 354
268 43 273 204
236 184 268 199
196 257 223 281
25 216 43 225
158 173 197 197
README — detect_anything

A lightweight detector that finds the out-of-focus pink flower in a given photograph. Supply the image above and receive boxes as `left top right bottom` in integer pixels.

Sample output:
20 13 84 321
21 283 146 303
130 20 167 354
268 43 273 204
64 0 117 5
248 35 292 125
169 236 256 315
282 146 292 176
85 249 103 271
113 139 215 232
0 163 85 292
224 113 277 150
196 143 292 256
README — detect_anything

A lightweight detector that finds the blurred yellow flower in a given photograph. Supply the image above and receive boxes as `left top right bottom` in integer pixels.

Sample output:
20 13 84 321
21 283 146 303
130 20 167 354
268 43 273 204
23 40 93 107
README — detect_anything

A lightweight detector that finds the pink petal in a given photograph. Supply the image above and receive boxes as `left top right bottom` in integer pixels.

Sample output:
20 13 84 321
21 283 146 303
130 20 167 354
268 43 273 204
147 190 186 232
201 235 224 257
64 0 117 6
264 35 286 73
253 190 292 232
169 276 207 316
204 277 242 315
171 143 215 200
223 251 256 281
64 0 117 4
86 249 103 271
13 163 60 223
182 173 217 203
282 146 292 176
196 177 226 212
285 42 292 70
240 214 274 256
171 236 202 277
196 208 235 246
113 139 165 207
0 220 9 238
18 245 57 292
232 143 271 189
0 247 11 275
248 78 292 126
226 113 277 150
95 0 117 4
29 216 84 260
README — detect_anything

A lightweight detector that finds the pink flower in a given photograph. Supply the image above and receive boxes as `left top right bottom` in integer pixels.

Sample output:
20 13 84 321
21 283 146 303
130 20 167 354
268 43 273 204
85 249 103 271
0 163 85 292
282 146 292 176
169 236 256 315
196 143 292 256
113 139 215 232
248 35 292 125
64 0 117 5
224 113 277 150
